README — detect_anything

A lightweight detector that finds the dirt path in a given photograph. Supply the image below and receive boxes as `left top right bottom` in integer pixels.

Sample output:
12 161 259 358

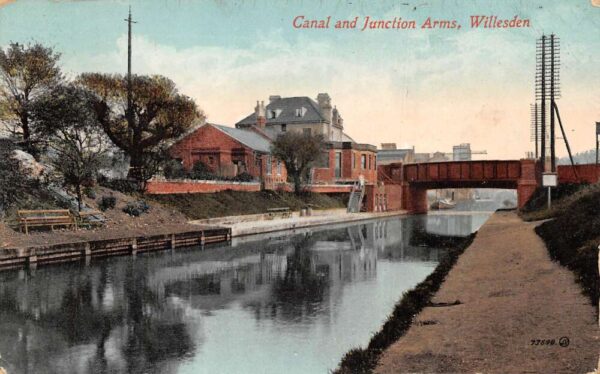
375 211 599 373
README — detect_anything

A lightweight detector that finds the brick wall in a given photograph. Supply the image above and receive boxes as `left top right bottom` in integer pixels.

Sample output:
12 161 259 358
170 124 264 178
146 180 261 194
311 148 378 184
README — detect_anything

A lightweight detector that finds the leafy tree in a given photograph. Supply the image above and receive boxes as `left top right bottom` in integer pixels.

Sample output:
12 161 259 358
77 73 203 185
30 84 108 211
0 42 62 152
0 139 30 218
271 132 325 194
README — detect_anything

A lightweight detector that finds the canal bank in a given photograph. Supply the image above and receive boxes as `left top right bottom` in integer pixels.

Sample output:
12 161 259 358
370 211 599 373
190 209 407 237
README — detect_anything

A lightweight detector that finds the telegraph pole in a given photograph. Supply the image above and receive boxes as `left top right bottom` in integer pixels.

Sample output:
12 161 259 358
550 34 556 172
125 7 136 131
540 35 546 171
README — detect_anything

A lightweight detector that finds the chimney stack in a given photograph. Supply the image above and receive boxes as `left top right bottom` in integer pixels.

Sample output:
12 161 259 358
317 93 332 123
269 95 281 104
255 100 266 128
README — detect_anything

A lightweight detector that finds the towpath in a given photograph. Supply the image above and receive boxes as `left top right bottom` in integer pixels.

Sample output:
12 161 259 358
375 211 599 373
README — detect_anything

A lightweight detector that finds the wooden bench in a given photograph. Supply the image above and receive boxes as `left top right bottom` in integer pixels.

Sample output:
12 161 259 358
18 209 77 234
266 207 292 219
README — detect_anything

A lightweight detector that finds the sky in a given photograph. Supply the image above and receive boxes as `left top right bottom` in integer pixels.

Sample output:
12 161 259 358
1 0 599 159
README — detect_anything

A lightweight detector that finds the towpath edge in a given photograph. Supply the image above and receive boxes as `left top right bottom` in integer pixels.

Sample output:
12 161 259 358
375 211 599 373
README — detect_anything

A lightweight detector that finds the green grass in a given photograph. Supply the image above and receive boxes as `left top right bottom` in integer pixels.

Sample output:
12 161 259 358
149 190 347 220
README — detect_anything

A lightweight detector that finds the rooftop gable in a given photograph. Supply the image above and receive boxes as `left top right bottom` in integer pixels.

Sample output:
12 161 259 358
236 96 327 126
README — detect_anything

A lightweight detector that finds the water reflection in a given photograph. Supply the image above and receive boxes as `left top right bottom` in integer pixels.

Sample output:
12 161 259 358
0 213 486 374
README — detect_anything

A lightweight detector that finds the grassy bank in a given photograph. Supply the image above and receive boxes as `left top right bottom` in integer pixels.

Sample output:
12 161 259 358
150 190 347 220
534 189 600 308
519 182 599 309
334 233 476 374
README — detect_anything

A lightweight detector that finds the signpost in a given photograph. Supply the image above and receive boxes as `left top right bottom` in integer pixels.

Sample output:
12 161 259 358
542 172 558 210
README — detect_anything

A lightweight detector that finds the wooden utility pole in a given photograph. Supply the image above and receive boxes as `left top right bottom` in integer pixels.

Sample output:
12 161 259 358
124 7 136 133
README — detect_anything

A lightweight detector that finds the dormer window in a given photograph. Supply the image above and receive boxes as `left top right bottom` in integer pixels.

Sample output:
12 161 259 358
295 107 307 117
269 109 282 119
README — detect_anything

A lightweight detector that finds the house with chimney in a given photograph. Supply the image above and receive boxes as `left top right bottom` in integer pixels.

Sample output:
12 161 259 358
236 93 378 185
168 123 287 187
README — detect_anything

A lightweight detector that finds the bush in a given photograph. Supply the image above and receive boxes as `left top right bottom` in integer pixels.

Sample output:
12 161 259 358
98 195 117 211
232 172 254 182
189 161 217 180
84 187 96 199
163 159 187 179
123 200 150 217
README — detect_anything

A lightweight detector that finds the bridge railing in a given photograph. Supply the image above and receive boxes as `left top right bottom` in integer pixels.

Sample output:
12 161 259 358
403 160 522 183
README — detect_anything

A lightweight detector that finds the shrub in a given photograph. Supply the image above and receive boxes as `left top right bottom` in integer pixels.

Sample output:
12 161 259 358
232 172 254 182
123 200 151 217
84 187 96 199
163 159 187 179
98 195 117 211
189 161 217 180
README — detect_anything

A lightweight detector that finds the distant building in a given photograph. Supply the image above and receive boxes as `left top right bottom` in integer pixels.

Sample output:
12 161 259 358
453 143 472 161
377 143 415 165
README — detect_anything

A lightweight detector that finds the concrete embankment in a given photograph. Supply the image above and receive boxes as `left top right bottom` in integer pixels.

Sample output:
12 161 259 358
375 211 599 373
190 209 407 237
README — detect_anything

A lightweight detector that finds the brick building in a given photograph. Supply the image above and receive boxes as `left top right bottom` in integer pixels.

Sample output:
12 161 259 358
168 123 287 187
236 94 378 185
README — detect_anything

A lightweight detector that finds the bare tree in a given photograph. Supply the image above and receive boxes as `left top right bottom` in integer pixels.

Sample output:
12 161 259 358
0 42 62 153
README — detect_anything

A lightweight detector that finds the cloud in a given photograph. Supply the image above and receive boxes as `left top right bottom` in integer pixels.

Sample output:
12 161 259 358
61 29 598 159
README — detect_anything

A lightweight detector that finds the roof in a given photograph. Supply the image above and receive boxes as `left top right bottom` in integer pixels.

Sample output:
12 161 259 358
377 148 414 164
210 124 272 153
236 96 327 126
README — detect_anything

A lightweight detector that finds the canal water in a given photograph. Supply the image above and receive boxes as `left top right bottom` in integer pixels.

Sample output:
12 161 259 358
0 207 494 374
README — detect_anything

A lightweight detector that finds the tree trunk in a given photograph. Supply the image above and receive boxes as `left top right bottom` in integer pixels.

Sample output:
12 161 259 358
21 112 30 141
76 184 82 212
293 173 302 196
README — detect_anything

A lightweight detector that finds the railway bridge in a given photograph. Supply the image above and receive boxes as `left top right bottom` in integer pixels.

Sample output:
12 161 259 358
377 160 541 214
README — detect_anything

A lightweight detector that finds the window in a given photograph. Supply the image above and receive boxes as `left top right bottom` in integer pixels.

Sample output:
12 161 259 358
276 160 282 175
281 124 287 132
361 154 366 170
354 153 358 169
303 128 312 136
266 155 272 175
295 109 302 117
335 152 342 178
269 110 277 119
208 156 215 165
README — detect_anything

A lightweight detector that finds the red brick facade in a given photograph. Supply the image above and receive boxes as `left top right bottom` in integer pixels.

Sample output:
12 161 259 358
311 144 378 185
169 124 287 185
